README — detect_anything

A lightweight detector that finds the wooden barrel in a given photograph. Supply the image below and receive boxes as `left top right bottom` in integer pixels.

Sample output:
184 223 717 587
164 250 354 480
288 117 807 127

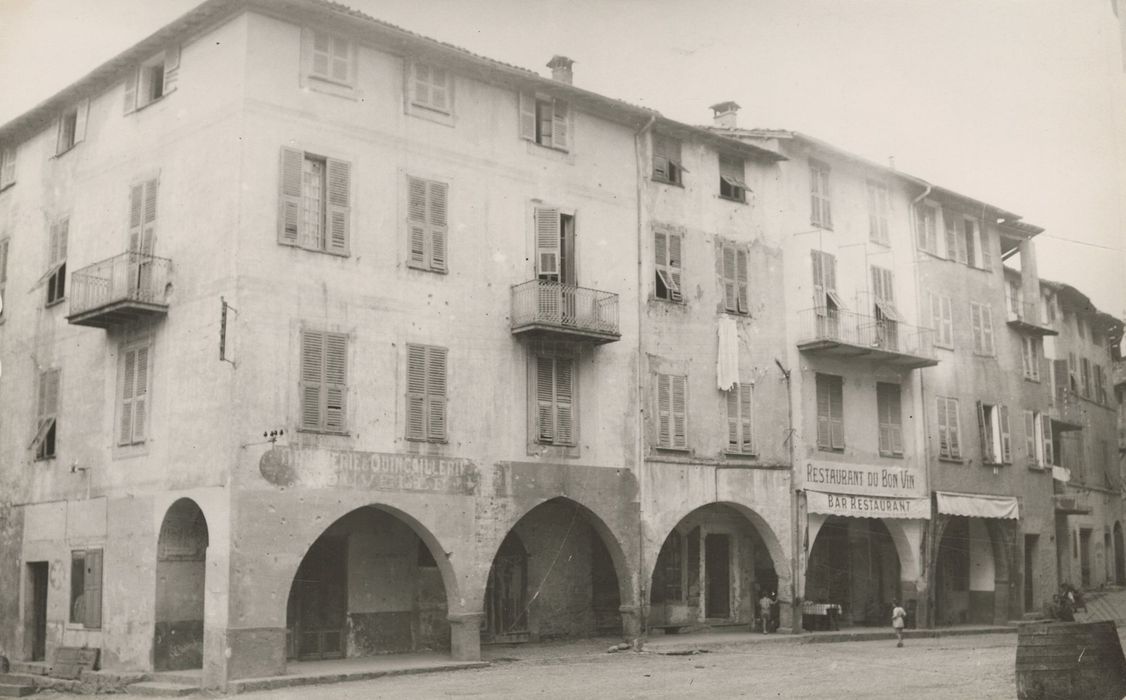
1016 620 1126 700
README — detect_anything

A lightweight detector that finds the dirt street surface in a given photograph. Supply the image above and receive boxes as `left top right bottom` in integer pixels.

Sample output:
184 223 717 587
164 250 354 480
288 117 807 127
221 634 1014 699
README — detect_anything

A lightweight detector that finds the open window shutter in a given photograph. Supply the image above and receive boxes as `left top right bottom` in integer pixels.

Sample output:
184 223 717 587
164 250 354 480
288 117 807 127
163 45 182 94
668 234 682 299
74 100 89 144
300 331 324 431
48 222 60 268
132 346 149 442
736 249 748 313
956 224 968 263
57 219 69 263
536 356 555 442
948 401 961 456
937 399 949 457
427 347 448 440
551 99 569 151
1024 410 1036 463
829 379 844 449
941 297 953 345
406 345 427 439
981 307 994 353
141 178 158 254
877 386 891 455
816 379 831 448
429 181 448 271
739 383 753 452
518 92 536 141
407 177 428 267
123 68 138 114
970 304 982 351
980 229 992 270
889 387 903 454
84 550 103 629
534 208 560 278
555 358 573 445
999 405 1011 463
1042 416 1054 466
119 349 136 445
278 148 303 245
128 184 144 251
726 388 739 451
976 401 990 462
655 231 667 268
410 62 428 106
671 375 687 449
811 252 824 307
657 374 671 447
944 214 957 260
722 247 736 311
325 158 351 254
323 333 347 432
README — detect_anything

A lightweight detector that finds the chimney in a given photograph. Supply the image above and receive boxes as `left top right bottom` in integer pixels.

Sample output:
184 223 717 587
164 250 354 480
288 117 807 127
710 101 741 129
547 55 574 85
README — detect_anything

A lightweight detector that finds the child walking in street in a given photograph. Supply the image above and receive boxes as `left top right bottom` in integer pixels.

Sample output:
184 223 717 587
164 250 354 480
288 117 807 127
891 600 907 647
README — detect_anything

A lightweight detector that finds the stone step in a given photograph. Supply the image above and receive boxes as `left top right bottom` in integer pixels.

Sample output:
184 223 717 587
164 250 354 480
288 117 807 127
125 681 198 697
0 684 35 698
5 664 45 677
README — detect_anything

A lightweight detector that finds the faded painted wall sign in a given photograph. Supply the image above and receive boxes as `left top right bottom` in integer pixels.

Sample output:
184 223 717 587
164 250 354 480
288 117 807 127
260 447 478 495
803 460 923 498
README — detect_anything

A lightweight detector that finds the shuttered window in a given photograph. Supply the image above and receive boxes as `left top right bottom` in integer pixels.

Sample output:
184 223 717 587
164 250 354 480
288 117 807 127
654 230 683 302
0 237 9 321
407 176 449 272
943 211 958 261
811 250 842 311
936 397 962 460
300 330 348 434
305 30 353 85
70 549 102 629
916 203 937 254
809 161 832 228
876 382 903 457
124 47 180 113
409 61 453 114
32 368 60 460
726 382 754 454
720 243 749 314
55 101 88 155
406 344 448 442
969 302 994 355
118 343 151 446
519 93 569 151
652 135 683 185
815 373 844 451
1022 337 1041 380
1025 410 1050 467
45 218 68 306
1079 357 1091 398
867 180 890 245
719 154 747 202
129 179 159 254
977 401 1011 465
656 373 688 450
962 218 978 268
0 145 16 189
535 355 575 446
278 148 350 255
871 266 899 320
930 293 954 347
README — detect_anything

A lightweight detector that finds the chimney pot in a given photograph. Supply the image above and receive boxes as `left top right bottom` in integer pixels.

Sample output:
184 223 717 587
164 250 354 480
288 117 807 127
547 55 574 84
710 101 741 129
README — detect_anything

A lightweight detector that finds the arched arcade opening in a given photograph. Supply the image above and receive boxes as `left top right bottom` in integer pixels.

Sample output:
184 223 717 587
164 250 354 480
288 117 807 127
805 516 902 627
934 517 1008 626
154 498 209 671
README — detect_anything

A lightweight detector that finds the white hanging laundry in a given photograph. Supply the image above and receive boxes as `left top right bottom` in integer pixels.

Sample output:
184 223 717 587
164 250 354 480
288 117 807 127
716 316 740 391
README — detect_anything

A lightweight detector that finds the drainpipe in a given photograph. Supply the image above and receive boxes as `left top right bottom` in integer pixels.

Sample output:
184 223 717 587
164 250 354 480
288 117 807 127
910 180 935 628
633 113 657 645
776 358 800 633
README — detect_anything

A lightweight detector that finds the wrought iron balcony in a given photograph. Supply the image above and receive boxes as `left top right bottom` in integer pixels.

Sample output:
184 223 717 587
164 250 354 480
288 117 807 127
1006 300 1057 336
794 307 938 369
511 279 620 344
67 251 171 329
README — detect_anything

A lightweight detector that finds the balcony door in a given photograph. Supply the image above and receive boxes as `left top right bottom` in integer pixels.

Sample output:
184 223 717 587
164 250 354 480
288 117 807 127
128 179 159 302
534 208 576 324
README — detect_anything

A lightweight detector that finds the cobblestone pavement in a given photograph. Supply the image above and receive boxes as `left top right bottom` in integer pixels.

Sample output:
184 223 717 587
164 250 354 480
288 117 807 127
228 633 1018 699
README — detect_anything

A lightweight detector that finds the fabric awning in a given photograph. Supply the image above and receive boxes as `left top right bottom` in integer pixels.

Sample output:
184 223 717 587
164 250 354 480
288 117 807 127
806 490 930 520
935 491 1019 520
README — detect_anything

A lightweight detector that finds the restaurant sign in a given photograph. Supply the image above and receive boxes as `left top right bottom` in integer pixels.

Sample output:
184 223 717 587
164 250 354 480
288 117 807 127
806 490 930 520
259 446 478 495
802 460 923 499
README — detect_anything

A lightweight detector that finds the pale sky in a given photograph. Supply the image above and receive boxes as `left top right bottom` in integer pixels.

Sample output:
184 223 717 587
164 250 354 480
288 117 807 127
1 0 1123 316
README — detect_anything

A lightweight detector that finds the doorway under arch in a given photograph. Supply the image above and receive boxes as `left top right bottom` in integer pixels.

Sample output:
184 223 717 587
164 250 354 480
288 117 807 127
805 516 901 627
285 505 453 661
154 498 209 671
934 517 1007 626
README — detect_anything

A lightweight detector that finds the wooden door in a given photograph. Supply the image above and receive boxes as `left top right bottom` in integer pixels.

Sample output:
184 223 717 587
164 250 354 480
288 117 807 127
704 534 731 619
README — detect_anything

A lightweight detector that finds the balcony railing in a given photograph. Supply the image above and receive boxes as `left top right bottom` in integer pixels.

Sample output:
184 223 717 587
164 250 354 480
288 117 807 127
794 307 938 369
511 279 620 344
67 251 171 329
1006 300 1057 336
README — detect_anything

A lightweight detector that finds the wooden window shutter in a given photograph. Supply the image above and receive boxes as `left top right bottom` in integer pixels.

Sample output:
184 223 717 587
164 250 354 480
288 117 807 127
518 92 536 142
999 405 1011 463
726 388 739 451
132 346 149 442
941 297 953 345
1024 410 1036 463
739 383 753 453
411 62 429 106
980 229 992 270
655 230 667 267
671 375 687 449
1043 416 1054 466
325 158 351 254
970 304 982 351
119 349 136 445
129 184 145 252
722 246 736 312
944 213 957 260
657 374 671 447
406 345 427 439
816 377 831 449
811 251 824 306
828 377 844 449
948 400 960 457
323 333 347 432
84 549 103 629
555 357 574 445
163 45 182 94
937 398 949 457
407 177 428 267
735 249 748 313
668 233 682 299
124 67 138 114
0 238 9 287
534 208 560 278
74 100 89 145
300 331 324 431
977 400 991 462
278 148 303 246
429 181 448 271
141 178 159 254
551 99 569 151
981 306 994 353
427 346 448 440
536 356 555 442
